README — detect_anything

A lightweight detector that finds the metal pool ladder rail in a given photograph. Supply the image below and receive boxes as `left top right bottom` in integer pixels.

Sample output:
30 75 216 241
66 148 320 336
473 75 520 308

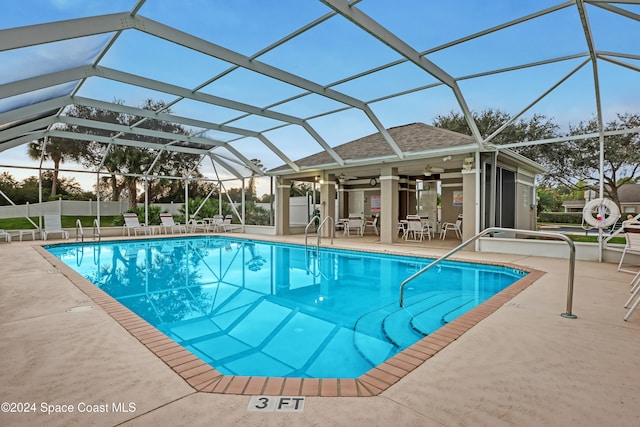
75 218 101 243
398 227 577 319
304 216 334 249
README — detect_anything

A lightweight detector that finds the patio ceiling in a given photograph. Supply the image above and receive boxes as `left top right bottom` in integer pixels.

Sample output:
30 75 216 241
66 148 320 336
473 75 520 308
1 0 639 182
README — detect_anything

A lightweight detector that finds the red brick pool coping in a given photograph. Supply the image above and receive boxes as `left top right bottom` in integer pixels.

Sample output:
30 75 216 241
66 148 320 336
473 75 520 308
35 244 544 397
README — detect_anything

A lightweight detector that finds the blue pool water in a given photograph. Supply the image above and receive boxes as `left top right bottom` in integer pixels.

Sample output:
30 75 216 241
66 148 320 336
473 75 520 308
45 236 526 378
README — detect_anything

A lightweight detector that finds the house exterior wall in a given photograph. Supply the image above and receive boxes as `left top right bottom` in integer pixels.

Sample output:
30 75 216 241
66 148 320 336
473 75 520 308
515 170 537 230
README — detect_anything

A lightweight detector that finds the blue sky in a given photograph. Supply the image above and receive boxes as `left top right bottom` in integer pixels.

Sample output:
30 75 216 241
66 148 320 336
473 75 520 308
1 0 639 193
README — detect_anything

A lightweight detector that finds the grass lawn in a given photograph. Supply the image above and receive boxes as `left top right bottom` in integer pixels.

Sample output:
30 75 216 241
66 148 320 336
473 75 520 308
566 234 626 244
0 216 119 229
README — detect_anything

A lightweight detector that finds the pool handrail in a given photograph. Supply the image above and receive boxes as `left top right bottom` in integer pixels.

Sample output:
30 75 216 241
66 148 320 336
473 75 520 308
305 215 335 249
304 215 320 249
398 227 577 319
317 216 335 247
76 218 101 243
75 218 84 243
93 218 101 242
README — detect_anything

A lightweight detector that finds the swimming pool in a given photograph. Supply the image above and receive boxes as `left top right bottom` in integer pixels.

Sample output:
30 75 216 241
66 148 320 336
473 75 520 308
45 236 526 378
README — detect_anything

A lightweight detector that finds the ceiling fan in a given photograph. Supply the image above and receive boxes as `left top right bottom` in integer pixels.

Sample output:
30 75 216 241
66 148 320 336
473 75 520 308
423 165 444 177
337 173 357 183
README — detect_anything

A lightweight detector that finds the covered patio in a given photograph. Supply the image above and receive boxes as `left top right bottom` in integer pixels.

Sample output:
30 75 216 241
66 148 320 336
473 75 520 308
270 122 544 244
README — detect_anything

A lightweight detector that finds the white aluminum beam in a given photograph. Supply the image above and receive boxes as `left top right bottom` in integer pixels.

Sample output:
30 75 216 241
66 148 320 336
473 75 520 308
70 97 300 172
0 96 71 127
47 130 210 156
135 15 402 158
320 0 485 148
0 116 58 143
0 132 46 153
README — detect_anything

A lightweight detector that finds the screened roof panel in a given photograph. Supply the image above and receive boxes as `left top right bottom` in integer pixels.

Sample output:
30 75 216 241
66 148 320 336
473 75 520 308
223 114 288 132
261 124 333 165
0 1 134 29
332 61 441 101
307 108 379 148
225 138 283 171
139 0 329 56
169 99 253 126
425 10 588 79
597 61 640 122
358 0 567 52
457 59 596 124
0 82 76 114
586 6 640 55
97 31 235 89
200 68 307 108
269 93 349 119
368 85 462 128
0 35 111 85
77 78 177 109
258 15 404 85
1 1 639 181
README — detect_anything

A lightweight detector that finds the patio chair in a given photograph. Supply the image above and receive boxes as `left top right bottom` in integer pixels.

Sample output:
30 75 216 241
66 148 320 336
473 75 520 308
160 214 186 234
344 214 363 236
209 214 225 232
440 214 462 240
623 270 640 321
418 215 434 240
123 213 148 236
42 214 69 240
188 215 208 233
0 229 11 243
363 214 379 235
618 222 640 273
405 216 427 241
222 215 242 232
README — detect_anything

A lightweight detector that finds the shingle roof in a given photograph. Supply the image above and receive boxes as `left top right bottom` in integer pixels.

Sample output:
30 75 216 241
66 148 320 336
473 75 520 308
270 123 475 172
618 184 640 203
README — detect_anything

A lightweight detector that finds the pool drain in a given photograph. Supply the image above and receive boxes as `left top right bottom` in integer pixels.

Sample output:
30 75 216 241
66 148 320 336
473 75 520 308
66 305 95 313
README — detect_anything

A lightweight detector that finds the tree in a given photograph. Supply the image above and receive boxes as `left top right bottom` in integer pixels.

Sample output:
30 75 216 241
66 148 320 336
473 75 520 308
246 158 265 202
533 113 640 208
0 172 20 205
433 109 560 147
61 99 201 207
27 136 88 197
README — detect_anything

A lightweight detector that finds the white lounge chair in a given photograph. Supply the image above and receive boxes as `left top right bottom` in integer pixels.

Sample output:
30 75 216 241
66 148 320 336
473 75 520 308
187 216 209 233
222 215 242 232
618 222 640 273
42 214 69 240
0 229 11 243
160 214 186 234
123 213 148 236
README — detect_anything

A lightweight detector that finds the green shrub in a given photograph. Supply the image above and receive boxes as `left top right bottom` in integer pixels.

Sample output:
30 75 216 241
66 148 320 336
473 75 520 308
114 205 162 226
538 212 583 224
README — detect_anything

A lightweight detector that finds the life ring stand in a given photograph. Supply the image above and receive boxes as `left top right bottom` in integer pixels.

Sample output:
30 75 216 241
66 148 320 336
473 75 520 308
582 198 620 228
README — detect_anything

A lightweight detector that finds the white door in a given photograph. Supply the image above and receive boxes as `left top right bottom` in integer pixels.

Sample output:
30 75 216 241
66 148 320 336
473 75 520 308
349 191 365 216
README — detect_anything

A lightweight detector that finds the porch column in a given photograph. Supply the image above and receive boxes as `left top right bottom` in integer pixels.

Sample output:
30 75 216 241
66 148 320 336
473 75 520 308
276 177 290 235
380 166 399 244
320 174 336 237
462 168 477 241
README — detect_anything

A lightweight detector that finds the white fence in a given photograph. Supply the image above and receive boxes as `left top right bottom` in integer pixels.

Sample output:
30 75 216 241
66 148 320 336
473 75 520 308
0 199 186 219
0 197 326 227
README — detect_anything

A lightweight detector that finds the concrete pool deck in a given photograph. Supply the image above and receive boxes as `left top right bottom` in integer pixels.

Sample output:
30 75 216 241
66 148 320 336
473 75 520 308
0 234 639 426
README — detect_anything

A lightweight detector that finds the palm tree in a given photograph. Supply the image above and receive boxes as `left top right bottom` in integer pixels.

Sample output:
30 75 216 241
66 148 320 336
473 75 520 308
246 158 265 201
27 137 85 197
